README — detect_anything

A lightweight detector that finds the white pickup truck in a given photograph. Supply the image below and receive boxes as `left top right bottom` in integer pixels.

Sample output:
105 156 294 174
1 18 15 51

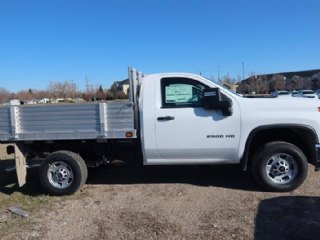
1 68 320 195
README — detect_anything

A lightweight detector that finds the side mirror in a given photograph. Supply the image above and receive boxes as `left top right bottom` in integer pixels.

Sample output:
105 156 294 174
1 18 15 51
203 88 233 116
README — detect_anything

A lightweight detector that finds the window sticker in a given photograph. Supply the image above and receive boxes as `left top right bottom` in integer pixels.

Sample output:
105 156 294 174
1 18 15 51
165 84 193 103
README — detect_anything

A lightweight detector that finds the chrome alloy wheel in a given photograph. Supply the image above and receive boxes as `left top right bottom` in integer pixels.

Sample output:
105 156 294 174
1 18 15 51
47 161 74 189
265 153 298 184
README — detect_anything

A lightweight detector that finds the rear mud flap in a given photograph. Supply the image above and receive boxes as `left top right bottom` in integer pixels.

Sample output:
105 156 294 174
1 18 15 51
14 144 27 187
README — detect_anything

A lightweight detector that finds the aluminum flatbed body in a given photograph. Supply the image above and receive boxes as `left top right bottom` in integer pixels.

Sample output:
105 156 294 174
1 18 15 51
0 101 136 142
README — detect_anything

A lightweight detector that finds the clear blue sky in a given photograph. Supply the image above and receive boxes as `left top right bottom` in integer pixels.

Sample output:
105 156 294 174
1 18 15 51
0 0 319 92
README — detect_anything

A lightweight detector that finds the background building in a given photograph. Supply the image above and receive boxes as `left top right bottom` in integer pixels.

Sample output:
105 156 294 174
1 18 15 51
238 69 320 94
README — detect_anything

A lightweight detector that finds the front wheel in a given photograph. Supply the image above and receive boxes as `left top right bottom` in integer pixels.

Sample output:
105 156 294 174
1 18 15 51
252 142 308 192
39 151 88 195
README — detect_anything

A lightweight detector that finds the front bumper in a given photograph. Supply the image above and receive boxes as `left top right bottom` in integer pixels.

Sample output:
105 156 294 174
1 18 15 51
314 144 320 171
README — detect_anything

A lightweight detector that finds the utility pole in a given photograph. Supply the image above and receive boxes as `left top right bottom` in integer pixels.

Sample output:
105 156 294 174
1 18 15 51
242 62 245 80
71 80 75 99
85 75 89 93
218 66 220 81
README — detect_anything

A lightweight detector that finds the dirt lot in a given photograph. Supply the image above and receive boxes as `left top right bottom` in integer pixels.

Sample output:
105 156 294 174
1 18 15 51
1 144 320 240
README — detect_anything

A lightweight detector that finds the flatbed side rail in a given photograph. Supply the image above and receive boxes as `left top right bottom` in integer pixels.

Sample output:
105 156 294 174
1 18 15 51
0 101 136 141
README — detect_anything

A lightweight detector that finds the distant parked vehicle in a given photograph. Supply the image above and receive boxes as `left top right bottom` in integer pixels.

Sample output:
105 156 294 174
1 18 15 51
315 89 320 99
294 90 317 99
39 98 50 104
26 100 37 104
271 90 291 98
291 90 299 96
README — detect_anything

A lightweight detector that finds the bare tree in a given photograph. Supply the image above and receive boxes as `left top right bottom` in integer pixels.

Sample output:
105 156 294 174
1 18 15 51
237 75 242 82
248 71 256 77
16 89 35 100
311 72 320 89
288 75 303 90
118 91 128 99
270 74 286 91
0 87 11 103
255 75 269 94
83 84 98 101
96 85 105 100
221 75 238 85
48 80 77 98
34 90 50 99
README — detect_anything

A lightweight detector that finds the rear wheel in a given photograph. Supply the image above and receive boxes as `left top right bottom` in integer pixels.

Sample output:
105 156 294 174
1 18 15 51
39 151 88 195
252 142 308 192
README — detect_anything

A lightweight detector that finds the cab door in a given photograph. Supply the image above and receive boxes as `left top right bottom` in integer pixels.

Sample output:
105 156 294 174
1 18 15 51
153 77 240 163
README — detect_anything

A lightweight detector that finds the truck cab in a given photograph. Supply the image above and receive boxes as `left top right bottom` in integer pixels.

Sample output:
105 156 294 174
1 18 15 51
139 73 241 165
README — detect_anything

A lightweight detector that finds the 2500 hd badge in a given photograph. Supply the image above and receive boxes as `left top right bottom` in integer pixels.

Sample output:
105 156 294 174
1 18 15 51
207 134 235 138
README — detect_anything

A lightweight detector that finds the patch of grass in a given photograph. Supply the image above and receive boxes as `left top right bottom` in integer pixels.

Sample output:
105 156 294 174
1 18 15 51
0 214 36 237
0 145 91 238
0 192 52 212
0 187 92 239
0 159 53 238
0 167 52 212
0 191 52 239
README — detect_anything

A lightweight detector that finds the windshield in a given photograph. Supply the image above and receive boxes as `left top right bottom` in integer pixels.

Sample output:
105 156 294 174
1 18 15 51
303 90 314 94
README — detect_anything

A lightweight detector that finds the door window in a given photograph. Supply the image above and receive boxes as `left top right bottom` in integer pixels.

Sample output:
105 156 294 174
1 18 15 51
161 78 206 108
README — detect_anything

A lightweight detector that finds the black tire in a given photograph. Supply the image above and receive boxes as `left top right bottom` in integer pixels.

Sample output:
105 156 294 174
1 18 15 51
251 141 308 192
39 151 88 195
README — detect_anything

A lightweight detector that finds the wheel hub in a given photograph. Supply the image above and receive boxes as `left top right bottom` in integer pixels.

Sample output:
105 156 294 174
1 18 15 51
47 161 74 189
266 153 298 184
55 168 68 180
272 160 289 175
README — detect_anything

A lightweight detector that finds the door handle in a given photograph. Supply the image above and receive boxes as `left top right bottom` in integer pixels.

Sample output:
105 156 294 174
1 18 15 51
157 116 175 121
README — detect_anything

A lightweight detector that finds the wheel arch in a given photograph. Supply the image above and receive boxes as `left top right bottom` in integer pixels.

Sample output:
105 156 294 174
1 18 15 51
241 124 318 171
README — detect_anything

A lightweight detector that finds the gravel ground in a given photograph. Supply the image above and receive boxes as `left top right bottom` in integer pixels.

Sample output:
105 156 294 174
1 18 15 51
1 144 320 240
